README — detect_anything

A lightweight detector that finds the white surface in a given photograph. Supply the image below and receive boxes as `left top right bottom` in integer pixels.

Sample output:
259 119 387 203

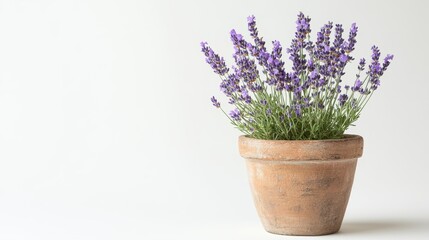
0 0 428 239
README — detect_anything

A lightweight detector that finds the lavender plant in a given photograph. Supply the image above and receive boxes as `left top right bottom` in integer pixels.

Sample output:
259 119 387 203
201 13 394 140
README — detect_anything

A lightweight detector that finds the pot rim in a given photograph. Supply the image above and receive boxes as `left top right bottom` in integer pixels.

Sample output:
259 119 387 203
239 134 361 143
238 134 364 161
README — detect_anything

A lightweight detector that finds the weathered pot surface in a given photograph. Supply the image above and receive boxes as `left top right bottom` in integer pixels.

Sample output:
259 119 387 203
238 134 364 236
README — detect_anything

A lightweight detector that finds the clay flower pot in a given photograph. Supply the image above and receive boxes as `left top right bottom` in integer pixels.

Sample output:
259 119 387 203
238 134 363 236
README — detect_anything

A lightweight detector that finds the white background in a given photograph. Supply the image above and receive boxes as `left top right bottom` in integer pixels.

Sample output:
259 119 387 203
0 0 428 239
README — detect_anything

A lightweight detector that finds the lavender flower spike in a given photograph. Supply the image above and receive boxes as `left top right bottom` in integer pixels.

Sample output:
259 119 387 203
382 54 394 73
369 45 381 89
229 108 241 121
358 58 366 71
201 42 229 76
333 24 344 49
287 12 311 79
351 79 363 92
211 96 220 108
338 94 348 106
247 15 266 53
345 23 358 53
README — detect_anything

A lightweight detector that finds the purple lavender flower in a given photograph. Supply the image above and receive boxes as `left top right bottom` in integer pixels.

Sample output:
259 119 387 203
317 77 326 87
287 12 311 78
371 63 381 74
211 96 221 108
200 42 229 76
230 29 247 50
310 70 319 80
382 54 394 73
359 87 370 95
384 54 394 62
265 40 287 89
358 58 366 71
230 29 261 88
307 59 315 70
371 45 381 61
369 46 381 89
316 23 333 60
241 88 249 98
333 24 344 49
233 51 260 84
219 73 240 96
229 108 241 121
295 12 311 36
240 87 252 103
272 40 282 58
345 23 358 53
247 15 266 54
351 79 363 92
314 22 337 79
252 83 263 92
328 23 352 77
339 54 348 63
323 22 333 49
246 16 270 69
338 94 348 106
294 104 302 117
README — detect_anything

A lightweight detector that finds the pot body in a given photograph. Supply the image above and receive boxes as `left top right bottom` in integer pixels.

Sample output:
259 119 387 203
238 135 363 236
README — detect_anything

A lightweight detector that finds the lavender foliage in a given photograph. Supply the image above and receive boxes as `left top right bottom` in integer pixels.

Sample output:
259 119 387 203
201 13 394 140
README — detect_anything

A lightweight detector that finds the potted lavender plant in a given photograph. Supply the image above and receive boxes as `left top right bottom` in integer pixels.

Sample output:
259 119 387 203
201 13 393 236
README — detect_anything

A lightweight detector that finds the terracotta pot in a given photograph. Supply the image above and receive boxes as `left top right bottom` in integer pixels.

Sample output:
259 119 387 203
238 134 363 236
